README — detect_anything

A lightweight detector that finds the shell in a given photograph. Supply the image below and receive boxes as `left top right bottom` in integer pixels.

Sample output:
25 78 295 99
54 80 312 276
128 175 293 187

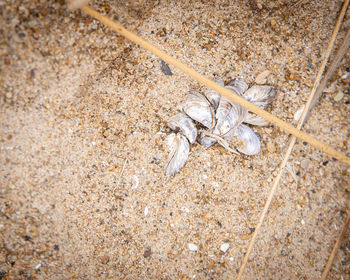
197 131 217 148
183 90 215 129
198 131 238 154
214 98 247 136
167 113 197 144
203 77 224 109
243 85 276 109
165 133 190 176
213 77 249 136
226 77 249 96
230 124 261 155
243 113 269 126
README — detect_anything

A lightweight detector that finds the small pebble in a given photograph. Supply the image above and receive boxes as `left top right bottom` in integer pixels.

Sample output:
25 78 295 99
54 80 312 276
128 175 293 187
188 243 198 252
5 91 13 99
255 70 271 85
300 158 311 170
144 206 149 216
307 58 313 69
30 69 35 78
35 263 41 270
341 71 349 80
144 248 152 258
160 60 173 76
301 219 305 225
220 243 230 253
100 255 110 264
333 91 344 102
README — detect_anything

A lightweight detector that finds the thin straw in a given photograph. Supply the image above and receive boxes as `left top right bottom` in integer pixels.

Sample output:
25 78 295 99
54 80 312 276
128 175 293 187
236 1 349 279
309 28 350 113
321 212 350 280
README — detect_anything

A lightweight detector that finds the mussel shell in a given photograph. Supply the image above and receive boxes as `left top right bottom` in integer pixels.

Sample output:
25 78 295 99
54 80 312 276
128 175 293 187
214 98 247 136
183 90 215 129
243 85 276 109
167 113 197 144
165 133 190 176
227 124 261 155
226 77 249 96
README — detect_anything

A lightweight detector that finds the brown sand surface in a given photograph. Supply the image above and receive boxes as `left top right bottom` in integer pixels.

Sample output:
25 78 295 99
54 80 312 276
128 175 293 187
0 0 349 279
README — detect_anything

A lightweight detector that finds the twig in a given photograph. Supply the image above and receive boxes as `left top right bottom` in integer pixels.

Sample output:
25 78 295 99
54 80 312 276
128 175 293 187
236 1 349 278
66 0 350 166
321 212 350 280
309 27 350 114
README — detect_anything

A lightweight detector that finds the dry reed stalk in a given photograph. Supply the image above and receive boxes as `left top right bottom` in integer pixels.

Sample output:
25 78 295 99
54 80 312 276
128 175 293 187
66 0 350 166
236 1 349 279
321 212 350 280
309 27 350 113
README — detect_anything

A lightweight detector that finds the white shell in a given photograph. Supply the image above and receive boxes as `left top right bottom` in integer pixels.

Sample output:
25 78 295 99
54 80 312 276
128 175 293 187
214 98 247 136
183 90 215 129
232 124 261 155
243 85 276 109
165 133 190 176
203 77 224 109
244 113 269 126
213 77 249 136
226 77 249 96
167 113 197 144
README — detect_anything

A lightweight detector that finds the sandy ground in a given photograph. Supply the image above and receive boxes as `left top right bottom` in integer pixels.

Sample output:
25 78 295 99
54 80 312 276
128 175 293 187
1 0 349 279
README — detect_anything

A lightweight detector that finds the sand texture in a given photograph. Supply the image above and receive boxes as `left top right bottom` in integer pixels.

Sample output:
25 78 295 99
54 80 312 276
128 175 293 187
1 0 350 279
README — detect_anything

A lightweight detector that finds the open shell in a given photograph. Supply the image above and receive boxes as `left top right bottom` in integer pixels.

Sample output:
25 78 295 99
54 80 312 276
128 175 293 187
165 133 190 176
183 90 215 129
167 113 197 144
228 124 261 155
243 85 276 109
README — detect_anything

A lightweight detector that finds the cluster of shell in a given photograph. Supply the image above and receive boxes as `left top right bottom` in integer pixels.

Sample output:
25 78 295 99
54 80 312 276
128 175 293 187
165 77 276 176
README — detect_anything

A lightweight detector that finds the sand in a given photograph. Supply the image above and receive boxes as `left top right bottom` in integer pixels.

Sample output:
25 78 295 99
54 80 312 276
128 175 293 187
0 0 349 279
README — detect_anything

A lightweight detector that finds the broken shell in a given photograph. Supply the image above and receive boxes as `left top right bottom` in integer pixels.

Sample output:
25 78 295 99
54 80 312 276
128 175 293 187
244 113 269 126
165 133 190 176
231 124 261 155
183 90 215 129
243 85 276 109
203 77 224 109
167 113 197 144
